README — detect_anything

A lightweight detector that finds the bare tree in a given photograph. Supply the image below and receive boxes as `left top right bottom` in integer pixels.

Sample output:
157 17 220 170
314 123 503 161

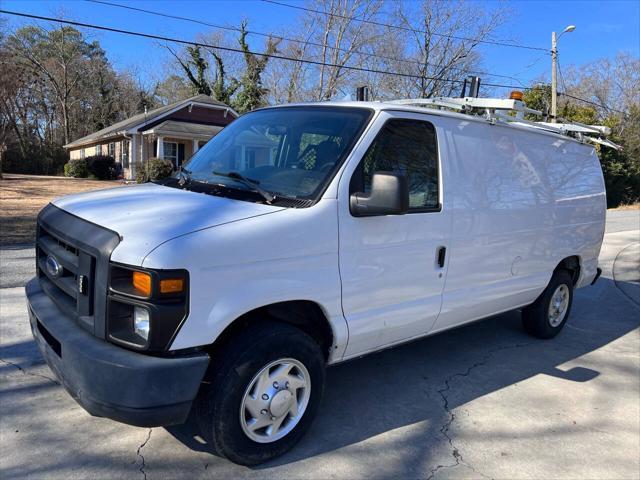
385 0 507 99
153 74 194 105
263 0 505 103
305 0 383 100
561 52 640 119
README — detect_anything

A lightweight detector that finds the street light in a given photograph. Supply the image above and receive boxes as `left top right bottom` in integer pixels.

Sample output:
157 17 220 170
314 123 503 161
551 25 576 123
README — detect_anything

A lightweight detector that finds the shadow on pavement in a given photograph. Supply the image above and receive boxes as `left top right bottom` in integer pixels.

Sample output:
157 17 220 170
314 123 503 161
162 277 639 470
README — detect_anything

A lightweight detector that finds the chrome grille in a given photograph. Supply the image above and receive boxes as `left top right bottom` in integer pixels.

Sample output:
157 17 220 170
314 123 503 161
37 225 95 325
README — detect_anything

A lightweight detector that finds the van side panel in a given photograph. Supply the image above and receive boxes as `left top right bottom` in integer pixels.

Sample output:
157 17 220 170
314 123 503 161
434 118 605 332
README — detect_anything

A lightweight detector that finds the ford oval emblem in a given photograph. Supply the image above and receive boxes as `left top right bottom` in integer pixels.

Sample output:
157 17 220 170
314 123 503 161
45 254 63 278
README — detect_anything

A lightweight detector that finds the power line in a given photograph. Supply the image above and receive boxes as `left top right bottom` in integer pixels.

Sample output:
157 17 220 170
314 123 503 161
558 92 627 116
0 9 530 91
261 0 550 53
555 58 626 115
3 8 624 115
557 57 568 94
85 0 526 84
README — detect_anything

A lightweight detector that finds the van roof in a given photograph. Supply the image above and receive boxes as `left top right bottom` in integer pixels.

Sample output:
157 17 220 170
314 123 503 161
264 101 599 149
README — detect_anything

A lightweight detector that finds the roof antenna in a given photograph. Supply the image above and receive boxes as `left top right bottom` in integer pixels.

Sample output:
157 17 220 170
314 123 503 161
460 76 481 98
356 85 370 101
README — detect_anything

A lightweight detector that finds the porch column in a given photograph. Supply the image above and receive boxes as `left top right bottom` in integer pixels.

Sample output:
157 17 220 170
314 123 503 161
156 136 164 159
129 134 138 180
192 139 199 154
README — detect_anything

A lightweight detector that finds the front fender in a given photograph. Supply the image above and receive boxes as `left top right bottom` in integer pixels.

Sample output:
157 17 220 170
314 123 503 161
179 254 347 362
142 199 349 362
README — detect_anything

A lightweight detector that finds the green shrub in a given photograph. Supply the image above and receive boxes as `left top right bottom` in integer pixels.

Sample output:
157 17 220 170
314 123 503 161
86 155 116 180
63 159 89 178
136 158 174 183
135 162 147 183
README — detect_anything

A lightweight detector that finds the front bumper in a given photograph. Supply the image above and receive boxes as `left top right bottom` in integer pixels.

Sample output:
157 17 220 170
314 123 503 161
26 277 209 427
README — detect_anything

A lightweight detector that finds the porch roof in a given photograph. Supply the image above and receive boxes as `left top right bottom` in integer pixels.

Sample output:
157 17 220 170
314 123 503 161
142 120 224 139
64 94 235 149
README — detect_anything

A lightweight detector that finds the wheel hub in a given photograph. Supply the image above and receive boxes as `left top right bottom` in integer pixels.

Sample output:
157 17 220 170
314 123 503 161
269 389 293 418
240 358 311 443
548 284 570 327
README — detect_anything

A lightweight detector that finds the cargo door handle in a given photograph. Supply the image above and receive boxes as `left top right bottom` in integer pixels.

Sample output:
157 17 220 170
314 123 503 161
437 246 447 268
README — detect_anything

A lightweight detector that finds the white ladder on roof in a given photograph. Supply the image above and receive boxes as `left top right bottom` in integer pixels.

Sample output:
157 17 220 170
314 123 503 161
388 96 621 150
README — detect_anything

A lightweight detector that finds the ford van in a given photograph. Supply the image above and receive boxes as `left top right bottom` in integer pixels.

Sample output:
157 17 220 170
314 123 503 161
26 98 605 465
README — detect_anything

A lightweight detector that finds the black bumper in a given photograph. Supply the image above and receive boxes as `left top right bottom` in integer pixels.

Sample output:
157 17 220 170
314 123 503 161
26 278 209 427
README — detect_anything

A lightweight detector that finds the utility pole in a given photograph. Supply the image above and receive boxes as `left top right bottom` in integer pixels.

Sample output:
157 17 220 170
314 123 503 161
550 25 576 123
551 31 558 123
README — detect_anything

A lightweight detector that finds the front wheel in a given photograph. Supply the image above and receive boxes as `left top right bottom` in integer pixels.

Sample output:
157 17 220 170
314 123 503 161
522 269 574 339
195 321 325 466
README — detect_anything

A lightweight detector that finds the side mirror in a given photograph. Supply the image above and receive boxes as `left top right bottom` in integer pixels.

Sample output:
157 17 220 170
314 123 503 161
350 171 409 217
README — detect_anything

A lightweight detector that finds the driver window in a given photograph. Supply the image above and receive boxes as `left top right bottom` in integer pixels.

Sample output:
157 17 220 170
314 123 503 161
350 118 439 211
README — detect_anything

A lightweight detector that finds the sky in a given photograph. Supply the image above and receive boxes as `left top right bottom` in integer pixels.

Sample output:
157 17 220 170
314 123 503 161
2 0 639 94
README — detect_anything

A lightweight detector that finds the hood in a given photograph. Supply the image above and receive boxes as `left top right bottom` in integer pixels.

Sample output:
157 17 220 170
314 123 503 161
52 183 284 265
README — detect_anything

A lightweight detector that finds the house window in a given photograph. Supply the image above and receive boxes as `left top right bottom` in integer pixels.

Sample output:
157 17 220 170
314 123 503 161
80 149 85 159
108 142 115 158
163 141 178 167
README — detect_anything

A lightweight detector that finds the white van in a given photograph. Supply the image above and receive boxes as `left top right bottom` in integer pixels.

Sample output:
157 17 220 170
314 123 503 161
26 97 606 465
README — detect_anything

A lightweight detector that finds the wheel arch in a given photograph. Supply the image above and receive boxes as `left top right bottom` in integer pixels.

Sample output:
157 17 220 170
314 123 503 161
555 255 582 286
202 300 337 363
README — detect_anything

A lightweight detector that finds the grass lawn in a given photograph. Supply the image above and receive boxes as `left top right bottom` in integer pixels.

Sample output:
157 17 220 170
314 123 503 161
0 173 636 246
0 174 123 246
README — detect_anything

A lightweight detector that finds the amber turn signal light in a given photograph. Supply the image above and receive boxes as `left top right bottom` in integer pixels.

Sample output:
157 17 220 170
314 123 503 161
160 278 184 294
132 271 152 297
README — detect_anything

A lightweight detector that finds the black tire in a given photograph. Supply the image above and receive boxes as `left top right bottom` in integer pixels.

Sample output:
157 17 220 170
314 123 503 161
195 321 325 466
522 269 574 339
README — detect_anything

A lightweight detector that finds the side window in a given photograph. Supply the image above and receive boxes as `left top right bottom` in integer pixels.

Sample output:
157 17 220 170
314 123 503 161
350 119 439 211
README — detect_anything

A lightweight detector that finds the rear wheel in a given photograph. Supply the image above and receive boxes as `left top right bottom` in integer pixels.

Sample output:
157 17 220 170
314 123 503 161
195 321 325 466
522 269 574 339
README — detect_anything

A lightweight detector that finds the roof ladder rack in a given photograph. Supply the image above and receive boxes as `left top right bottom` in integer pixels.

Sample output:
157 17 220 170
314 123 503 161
388 96 621 150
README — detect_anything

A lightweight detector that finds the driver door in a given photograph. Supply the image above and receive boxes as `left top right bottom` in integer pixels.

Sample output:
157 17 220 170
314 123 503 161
338 111 452 358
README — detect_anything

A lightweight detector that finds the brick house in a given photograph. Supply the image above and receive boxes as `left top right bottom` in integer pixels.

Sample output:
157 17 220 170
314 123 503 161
64 95 238 180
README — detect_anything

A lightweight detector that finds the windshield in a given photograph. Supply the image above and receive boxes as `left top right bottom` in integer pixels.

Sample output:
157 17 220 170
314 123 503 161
180 106 372 202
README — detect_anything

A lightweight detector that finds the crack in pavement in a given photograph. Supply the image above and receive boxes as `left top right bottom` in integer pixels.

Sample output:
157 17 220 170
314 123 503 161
0 358 60 385
136 429 153 480
426 342 535 480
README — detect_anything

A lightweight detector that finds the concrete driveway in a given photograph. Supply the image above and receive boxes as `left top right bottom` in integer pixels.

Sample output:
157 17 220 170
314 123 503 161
1 210 639 479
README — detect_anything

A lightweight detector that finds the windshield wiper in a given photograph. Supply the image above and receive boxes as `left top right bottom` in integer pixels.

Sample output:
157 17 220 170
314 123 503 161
212 171 275 204
178 166 192 186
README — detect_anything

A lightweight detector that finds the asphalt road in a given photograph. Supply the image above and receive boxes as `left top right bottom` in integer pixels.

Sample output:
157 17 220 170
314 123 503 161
1 210 638 479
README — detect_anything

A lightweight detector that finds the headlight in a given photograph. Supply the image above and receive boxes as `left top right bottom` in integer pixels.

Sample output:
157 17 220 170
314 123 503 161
107 264 189 351
133 306 150 340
